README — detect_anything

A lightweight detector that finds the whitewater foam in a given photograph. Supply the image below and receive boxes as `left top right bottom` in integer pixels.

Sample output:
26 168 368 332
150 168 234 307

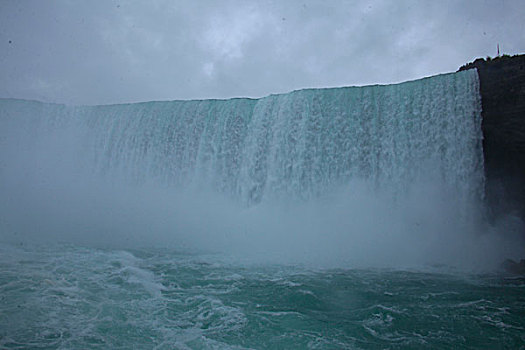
2 70 521 268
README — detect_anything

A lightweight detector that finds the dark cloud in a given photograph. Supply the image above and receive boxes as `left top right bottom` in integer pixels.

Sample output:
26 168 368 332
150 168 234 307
0 0 523 105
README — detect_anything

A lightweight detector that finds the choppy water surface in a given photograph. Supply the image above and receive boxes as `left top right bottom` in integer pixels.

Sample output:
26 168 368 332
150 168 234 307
1 243 523 349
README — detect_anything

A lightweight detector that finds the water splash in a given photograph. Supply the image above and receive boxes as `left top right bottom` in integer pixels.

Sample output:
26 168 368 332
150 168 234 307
4 70 518 268
48 70 484 206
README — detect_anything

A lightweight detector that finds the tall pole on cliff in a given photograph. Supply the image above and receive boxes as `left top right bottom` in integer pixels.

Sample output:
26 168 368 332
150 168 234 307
497 43 500 56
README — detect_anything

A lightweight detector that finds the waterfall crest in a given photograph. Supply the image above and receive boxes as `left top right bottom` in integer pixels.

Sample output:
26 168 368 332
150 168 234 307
0 70 484 207
0 69 498 267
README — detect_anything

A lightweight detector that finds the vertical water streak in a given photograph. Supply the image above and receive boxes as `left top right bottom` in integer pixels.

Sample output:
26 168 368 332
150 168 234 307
0 70 483 209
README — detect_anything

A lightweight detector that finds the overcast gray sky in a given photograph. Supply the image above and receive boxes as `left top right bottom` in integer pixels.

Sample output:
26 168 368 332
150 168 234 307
0 0 523 105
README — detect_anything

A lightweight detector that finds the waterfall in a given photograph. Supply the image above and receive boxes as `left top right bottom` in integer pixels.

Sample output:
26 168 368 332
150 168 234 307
0 70 483 204
0 69 490 266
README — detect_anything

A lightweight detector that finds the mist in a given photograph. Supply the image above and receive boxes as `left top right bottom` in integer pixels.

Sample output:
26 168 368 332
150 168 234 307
1 72 523 272
1 143 523 271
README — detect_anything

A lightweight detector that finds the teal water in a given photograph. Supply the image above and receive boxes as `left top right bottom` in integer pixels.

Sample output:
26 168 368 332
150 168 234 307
1 242 523 349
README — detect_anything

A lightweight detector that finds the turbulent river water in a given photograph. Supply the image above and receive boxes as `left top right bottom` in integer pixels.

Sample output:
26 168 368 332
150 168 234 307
1 243 524 349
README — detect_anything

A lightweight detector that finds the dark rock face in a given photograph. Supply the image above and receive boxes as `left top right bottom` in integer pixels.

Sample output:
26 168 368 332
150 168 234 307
459 55 525 220
501 258 525 275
